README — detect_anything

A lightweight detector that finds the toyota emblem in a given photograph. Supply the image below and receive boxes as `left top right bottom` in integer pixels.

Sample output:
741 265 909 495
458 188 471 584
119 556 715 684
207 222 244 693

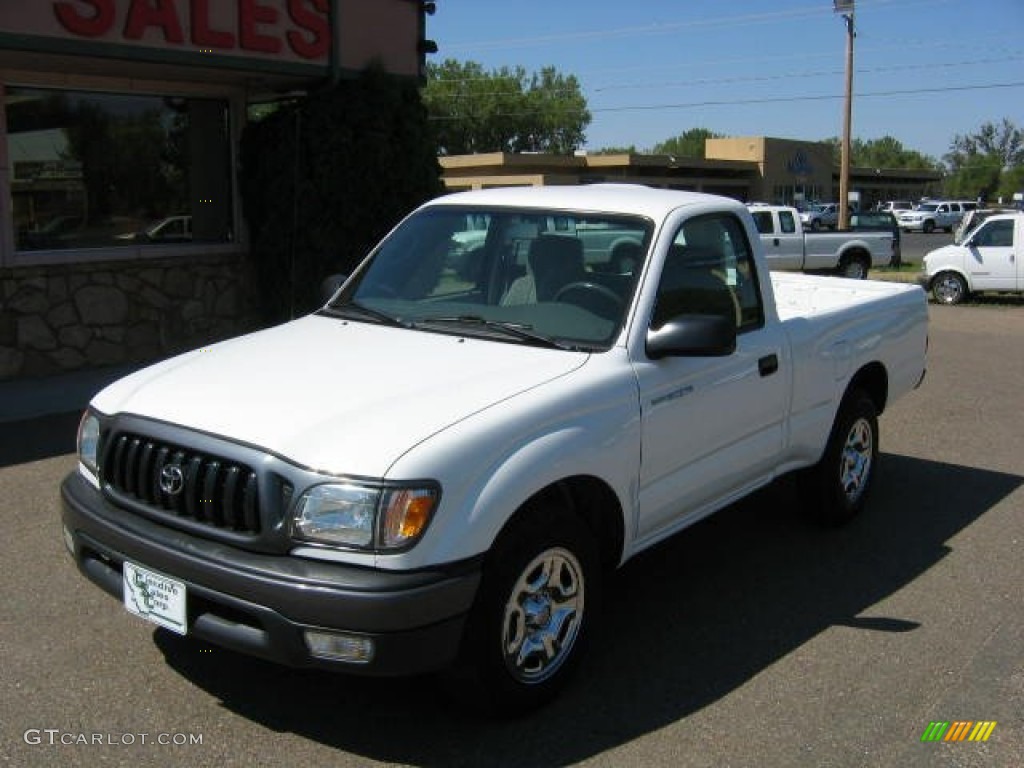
159 464 185 496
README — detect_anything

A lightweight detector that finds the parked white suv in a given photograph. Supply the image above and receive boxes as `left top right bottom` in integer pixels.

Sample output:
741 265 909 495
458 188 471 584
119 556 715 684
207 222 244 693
897 200 977 234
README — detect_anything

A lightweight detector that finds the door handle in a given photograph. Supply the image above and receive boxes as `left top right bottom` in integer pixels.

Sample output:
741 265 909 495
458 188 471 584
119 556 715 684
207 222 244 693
773 238 780 247
758 354 779 377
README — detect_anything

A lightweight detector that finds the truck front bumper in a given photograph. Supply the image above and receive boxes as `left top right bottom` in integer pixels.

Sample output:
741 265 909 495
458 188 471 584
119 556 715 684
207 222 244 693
61 472 481 676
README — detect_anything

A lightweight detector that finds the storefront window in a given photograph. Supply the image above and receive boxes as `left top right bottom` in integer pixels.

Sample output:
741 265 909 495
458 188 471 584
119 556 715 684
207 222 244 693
6 87 232 251
773 185 823 208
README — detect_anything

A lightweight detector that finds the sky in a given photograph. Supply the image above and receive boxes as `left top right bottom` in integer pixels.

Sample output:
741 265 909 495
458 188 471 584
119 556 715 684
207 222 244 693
425 0 1024 162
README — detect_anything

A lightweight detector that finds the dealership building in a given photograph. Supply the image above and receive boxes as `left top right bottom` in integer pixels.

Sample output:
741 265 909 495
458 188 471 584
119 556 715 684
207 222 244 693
0 0 429 381
440 136 944 207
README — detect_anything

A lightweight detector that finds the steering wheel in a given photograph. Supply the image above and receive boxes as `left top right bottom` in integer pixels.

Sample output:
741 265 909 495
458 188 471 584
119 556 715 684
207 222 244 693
553 281 624 318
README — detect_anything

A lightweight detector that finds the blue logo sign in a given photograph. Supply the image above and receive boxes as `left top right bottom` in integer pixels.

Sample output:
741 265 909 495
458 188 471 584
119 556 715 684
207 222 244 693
787 151 814 176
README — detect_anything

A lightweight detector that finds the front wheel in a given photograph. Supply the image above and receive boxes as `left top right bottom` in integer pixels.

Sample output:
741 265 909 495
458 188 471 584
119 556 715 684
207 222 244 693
453 506 600 715
799 389 879 526
931 272 968 305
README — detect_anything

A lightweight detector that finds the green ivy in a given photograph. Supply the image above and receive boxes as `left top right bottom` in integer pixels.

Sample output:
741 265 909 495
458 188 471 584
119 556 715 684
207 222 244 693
239 68 444 322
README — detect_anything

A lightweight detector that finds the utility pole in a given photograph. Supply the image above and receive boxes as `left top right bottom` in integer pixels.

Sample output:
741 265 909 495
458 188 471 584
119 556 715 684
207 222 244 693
835 0 855 229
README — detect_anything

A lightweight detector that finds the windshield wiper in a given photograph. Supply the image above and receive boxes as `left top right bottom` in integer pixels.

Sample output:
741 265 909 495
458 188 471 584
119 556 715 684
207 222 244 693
321 301 407 327
414 315 573 350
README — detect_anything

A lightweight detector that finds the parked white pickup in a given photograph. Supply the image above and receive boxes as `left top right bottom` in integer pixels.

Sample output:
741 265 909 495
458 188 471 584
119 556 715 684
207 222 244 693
62 185 928 714
748 204 895 278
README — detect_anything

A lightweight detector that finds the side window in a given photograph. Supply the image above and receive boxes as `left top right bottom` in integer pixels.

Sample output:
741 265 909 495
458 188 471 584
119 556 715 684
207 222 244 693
779 210 797 233
751 211 773 234
973 220 1014 248
651 213 764 332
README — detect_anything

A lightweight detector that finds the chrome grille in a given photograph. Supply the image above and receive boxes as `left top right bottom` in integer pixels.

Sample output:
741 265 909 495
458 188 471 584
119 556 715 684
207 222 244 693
101 432 261 534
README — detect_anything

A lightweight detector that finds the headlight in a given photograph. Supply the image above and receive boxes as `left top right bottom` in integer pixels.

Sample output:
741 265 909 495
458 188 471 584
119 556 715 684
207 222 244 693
77 411 101 476
292 483 439 551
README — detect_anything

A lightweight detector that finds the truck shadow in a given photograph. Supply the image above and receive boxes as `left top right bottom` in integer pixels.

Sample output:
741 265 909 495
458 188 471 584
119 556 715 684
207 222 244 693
155 453 1021 767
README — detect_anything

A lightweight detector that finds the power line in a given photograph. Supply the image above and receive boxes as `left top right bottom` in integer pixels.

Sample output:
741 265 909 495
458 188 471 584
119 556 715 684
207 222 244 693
592 81 1024 114
576 36 1023 81
426 81 1024 121
424 55 1023 103
592 54 1024 93
438 0 955 53
429 41 1021 89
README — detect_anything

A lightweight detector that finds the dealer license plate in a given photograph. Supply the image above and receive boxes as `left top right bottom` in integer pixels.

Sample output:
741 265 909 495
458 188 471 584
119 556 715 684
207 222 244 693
123 561 187 635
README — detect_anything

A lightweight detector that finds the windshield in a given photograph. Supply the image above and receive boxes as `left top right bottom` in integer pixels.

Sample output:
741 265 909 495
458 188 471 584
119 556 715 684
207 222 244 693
917 204 939 212
325 206 653 350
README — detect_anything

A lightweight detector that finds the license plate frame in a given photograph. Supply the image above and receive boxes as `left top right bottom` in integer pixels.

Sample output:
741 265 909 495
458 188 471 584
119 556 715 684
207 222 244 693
123 561 187 635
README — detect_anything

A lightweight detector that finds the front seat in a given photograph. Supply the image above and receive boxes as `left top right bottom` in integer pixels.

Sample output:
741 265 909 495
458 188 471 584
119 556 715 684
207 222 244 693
503 234 586 305
530 235 586 300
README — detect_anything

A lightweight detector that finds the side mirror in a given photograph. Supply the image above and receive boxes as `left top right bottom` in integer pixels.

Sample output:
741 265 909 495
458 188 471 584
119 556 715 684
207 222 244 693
321 273 347 303
646 314 736 359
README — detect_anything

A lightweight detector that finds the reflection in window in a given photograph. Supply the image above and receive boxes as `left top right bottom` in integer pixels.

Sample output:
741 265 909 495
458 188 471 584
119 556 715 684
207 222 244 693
654 214 763 332
7 87 232 251
974 219 1014 247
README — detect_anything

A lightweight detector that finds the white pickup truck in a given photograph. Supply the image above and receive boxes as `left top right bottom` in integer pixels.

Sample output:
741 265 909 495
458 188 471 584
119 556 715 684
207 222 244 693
920 211 1024 304
748 204 895 278
62 186 928 713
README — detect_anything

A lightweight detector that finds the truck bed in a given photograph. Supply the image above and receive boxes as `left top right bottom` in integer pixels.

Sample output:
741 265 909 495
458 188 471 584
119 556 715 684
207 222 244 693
770 271 921 321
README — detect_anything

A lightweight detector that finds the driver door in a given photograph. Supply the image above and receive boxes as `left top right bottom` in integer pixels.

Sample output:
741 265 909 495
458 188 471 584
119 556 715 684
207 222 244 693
632 212 788 542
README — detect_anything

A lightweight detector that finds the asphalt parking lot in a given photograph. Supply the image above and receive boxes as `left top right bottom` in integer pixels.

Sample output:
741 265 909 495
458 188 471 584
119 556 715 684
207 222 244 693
1 300 1021 767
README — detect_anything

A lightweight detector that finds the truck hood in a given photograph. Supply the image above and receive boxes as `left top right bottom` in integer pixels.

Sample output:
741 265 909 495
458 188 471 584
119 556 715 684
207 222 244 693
91 315 588 476
923 243 965 270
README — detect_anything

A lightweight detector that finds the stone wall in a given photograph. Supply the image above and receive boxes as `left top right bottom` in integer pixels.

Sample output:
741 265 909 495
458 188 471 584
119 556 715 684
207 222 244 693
0 253 261 380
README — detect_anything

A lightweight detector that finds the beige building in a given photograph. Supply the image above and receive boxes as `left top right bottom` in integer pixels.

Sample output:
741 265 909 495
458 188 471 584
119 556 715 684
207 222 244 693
440 137 943 209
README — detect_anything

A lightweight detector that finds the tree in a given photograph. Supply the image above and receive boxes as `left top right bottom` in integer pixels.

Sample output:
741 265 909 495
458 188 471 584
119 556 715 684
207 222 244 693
998 165 1024 203
651 128 722 158
591 145 639 155
240 67 443 321
423 59 590 155
821 136 940 170
944 118 1024 201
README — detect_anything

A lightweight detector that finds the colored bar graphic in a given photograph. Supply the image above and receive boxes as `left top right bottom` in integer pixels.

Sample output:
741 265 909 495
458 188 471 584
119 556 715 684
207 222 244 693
945 721 972 741
968 722 997 742
921 721 996 743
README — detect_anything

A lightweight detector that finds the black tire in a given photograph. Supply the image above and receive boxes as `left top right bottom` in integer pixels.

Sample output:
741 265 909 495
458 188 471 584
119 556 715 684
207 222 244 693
931 271 968 305
838 254 869 280
922 220 935 234
798 389 879 527
452 505 599 715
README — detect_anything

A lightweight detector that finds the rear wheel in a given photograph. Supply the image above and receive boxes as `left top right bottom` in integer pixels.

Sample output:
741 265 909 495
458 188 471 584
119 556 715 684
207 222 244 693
838 254 869 279
931 272 968 305
799 389 879 526
454 505 599 715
